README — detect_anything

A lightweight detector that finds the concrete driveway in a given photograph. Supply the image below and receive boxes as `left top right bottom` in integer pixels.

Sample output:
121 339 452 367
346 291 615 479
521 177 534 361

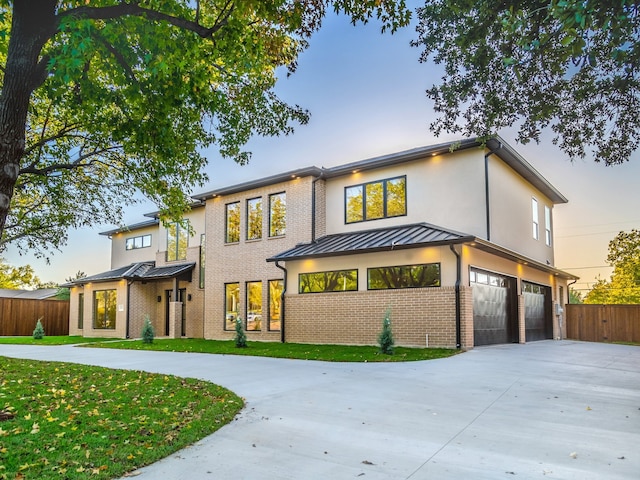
1 340 639 479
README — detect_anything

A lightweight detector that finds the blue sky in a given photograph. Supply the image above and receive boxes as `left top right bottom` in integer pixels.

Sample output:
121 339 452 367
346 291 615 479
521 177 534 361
5 2 640 295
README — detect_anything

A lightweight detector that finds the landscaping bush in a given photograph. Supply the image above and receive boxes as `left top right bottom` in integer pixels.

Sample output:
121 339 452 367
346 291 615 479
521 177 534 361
32 318 45 340
141 315 155 344
378 308 394 355
234 317 247 348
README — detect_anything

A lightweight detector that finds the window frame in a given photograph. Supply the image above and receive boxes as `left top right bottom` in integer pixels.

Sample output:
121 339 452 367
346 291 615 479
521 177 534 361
544 205 552 246
224 282 240 331
531 198 539 240
268 279 284 331
367 263 441 290
199 234 205 289
268 192 286 237
298 269 358 294
225 201 240 244
245 280 262 331
166 221 189 262
93 289 117 330
246 197 263 241
125 234 152 250
344 175 406 224
78 292 84 329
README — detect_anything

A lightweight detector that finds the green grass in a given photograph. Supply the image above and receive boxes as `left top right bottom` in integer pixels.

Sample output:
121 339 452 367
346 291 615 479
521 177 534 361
86 338 460 362
0 336 112 346
0 357 243 480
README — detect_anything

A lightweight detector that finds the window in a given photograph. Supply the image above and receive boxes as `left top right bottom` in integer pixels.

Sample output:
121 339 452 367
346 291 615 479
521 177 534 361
125 234 151 250
269 192 286 237
225 202 240 243
268 279 283 331
93 289 116 329
246 197 262 240
199 234 205 289
345 176 406 224
532 198 539 240
367 263 441 290
167 221 189 262
246 281 262 331
78 293 84 329
224 283 240 330
299 269 358 293
545 206 552 246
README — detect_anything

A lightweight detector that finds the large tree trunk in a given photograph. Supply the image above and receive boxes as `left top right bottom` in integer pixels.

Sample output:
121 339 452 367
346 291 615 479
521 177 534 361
0 1 56 245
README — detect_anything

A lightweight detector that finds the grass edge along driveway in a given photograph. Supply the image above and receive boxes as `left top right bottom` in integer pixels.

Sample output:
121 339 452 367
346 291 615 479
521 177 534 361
0 357 243 480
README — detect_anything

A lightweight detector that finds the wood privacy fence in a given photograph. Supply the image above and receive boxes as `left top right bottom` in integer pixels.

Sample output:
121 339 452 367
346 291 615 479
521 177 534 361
0 298 69 336
566 304 640 343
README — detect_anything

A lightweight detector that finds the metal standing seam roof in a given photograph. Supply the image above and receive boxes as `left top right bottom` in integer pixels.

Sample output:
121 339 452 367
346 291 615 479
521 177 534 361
64 262 195 286
267 223 475 262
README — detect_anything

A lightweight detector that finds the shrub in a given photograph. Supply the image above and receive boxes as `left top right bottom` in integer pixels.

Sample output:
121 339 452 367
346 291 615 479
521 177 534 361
378 308 394 355
234 317 247 348
32 318 45 340
141 315 155 344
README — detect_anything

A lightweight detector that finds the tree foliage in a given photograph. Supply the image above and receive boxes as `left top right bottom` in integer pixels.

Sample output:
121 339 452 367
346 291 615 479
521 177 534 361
0 1 410 258
0 257 46 289
585 229 640 304
413 0 640 165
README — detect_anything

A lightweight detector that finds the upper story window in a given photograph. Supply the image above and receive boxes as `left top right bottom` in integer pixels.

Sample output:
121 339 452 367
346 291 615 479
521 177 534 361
544 206 552 246
167 221 189 262
269 192 286 237
345 176 406 224
531 198 539 240
225 202 240 243
246 197 263 240
125 234 151 250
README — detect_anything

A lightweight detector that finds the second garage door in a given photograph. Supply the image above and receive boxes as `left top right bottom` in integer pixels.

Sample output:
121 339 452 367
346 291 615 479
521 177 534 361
471 269 519 346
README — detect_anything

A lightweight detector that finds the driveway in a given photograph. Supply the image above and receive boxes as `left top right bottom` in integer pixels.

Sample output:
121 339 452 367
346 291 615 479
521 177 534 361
1 340 639 479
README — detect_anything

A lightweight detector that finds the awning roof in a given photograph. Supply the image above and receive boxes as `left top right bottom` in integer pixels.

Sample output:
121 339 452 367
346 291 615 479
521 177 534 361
267 223 475 262
64 262 195 286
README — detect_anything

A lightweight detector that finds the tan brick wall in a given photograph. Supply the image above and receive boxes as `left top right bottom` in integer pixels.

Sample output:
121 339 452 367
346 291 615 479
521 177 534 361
284 286 465 348
204 176 320 340
459 286 474 349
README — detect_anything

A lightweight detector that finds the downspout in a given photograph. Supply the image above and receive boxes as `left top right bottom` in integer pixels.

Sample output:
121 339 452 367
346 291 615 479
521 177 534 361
311 172 325 243
125 280 133 339
449 244 462 349
274 260 288 343
567 278 577 304
484 141 502 242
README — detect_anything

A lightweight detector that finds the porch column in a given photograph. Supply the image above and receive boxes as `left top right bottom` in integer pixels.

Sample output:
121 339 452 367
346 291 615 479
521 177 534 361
518 294 526 343
168 277 181 338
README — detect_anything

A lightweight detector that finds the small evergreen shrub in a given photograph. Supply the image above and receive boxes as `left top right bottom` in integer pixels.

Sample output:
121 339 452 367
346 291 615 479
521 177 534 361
141 315 155 344
234 317 247 348
378 308 394 355
32 318 45 340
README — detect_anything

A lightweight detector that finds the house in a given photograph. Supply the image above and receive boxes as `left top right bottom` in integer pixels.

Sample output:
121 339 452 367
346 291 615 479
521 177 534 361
67 136 578 348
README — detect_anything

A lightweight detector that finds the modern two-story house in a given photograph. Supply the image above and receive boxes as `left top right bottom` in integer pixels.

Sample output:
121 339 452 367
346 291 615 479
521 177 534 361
67 137 577 348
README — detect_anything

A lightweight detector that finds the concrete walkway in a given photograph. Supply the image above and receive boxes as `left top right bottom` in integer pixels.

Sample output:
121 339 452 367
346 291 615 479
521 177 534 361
1 340 639 479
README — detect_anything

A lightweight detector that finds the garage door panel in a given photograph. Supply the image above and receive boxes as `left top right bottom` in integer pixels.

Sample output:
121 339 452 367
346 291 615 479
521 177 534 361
523 282 552 342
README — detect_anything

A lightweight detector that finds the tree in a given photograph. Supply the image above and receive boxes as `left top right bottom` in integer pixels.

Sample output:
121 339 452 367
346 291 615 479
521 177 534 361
0 1 410 258
569 287 583 304
585 229 640 304
378 308 394 355
0 257 44 289
33 318 45 339
234 317 247 348
413 1 640 165
141 315 155 344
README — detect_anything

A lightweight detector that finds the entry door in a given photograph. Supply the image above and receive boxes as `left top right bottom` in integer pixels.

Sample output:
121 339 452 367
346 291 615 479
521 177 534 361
165 289 187 336
471 269 519 346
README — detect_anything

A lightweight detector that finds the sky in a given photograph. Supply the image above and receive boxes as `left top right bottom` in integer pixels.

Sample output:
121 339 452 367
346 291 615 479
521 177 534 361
5 1 640 296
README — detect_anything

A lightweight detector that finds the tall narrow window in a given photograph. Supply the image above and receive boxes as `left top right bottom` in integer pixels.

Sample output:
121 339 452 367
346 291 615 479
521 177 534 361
93 290 117 329
544 206 552 246
246 197 262 240
78 293 84 329
199 234 205 289
345 176 406 224
246 281 262 331
225 202 240 243
345 185 364 223
225 283 240 330
531 198 539 240
167 222 189 261
269 192 286 237
268 279 283 331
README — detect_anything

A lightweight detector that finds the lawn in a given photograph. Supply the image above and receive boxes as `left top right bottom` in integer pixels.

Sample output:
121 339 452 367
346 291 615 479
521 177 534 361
86 338 460 362
0 357 242 480
0 336 112 346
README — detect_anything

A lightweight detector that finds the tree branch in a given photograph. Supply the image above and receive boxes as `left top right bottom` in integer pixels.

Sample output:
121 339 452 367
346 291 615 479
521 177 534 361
19 146 122 176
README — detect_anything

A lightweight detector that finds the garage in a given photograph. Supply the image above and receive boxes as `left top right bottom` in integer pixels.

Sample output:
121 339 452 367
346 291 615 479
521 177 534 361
523 281 553 341
471 269 519 346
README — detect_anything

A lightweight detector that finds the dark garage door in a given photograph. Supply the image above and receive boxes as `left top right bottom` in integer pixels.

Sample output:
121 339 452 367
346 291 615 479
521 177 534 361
523 282 553 341
471 269 518 346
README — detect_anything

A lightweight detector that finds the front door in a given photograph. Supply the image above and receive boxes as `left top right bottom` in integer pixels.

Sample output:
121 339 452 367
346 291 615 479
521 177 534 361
165 288 187 336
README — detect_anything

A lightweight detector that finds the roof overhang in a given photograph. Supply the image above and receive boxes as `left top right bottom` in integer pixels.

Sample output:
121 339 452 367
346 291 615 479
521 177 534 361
65 262 196 286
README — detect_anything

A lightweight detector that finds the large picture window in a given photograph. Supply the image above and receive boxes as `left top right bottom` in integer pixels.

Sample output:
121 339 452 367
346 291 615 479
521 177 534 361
126 234 151 250
225 202 240 243
345 176 406 224
368 263 441 290
93 289 116 329
268 279 283 331
299 269 358 293
246 197 263 240
246 281 262 331
167 222 189 262
269 192 286 237
224 283 240 330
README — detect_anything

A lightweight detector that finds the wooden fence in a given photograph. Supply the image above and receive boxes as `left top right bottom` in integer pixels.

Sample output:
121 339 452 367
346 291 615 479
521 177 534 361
566 304 640 343
0 298 69 336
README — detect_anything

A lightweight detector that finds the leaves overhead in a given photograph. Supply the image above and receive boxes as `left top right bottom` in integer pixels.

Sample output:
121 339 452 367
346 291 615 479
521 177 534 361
0 0 411 258
413 0 640 165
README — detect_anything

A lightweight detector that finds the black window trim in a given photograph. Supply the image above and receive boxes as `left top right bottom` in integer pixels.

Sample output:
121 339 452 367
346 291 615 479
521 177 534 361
366 262 441 290
298 268 359 294
344 175 407 224
225 201 240 244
